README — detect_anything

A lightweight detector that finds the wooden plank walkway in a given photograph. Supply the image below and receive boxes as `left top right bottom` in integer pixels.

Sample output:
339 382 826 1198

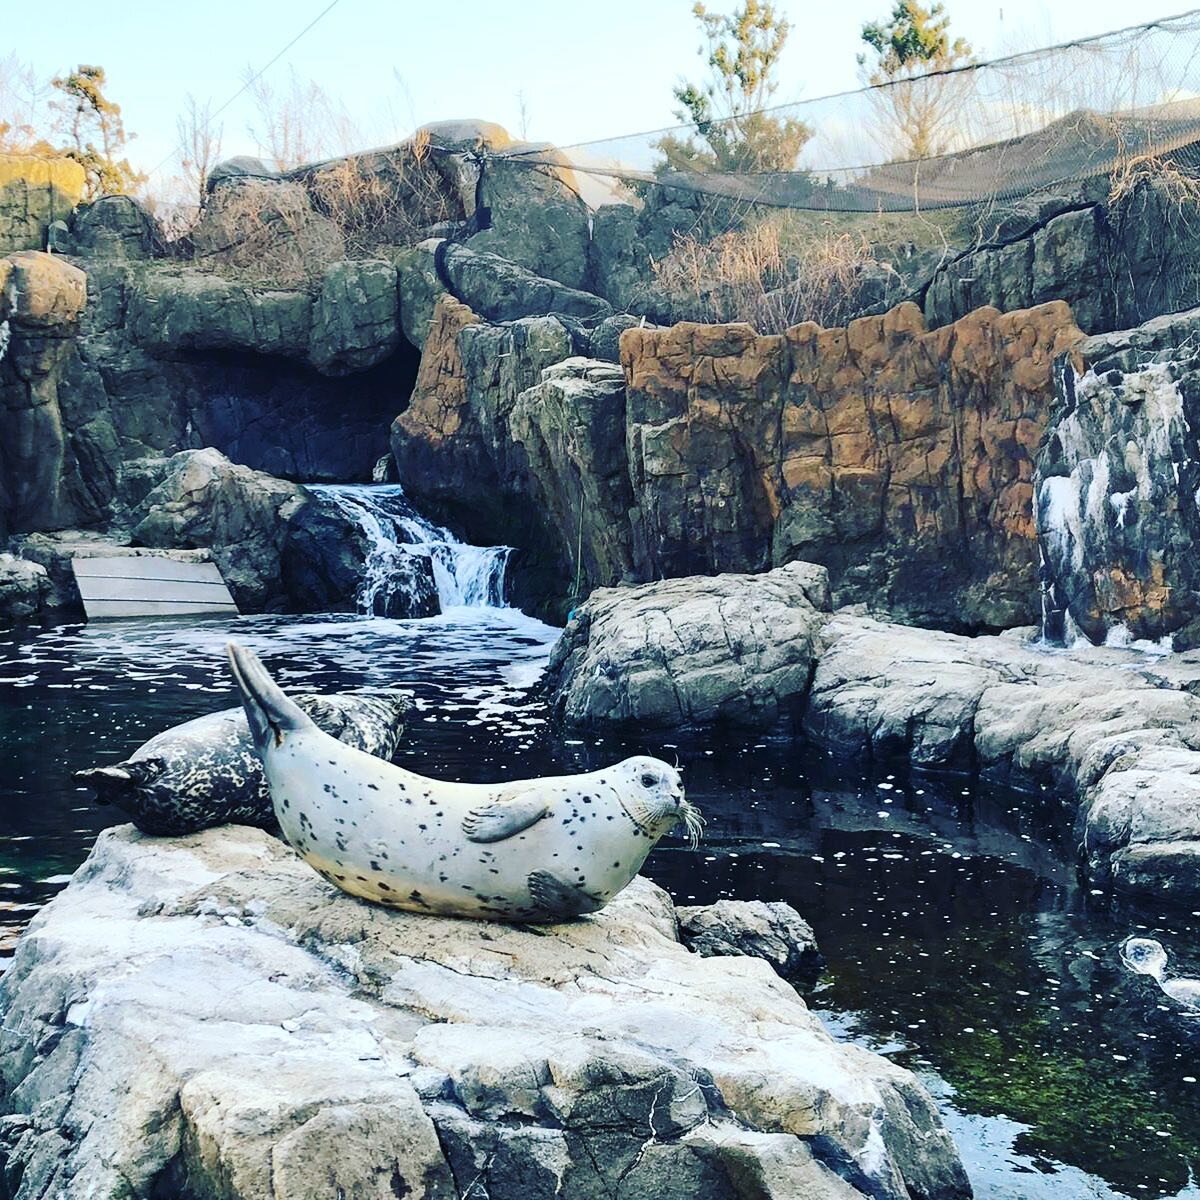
72 557 239 620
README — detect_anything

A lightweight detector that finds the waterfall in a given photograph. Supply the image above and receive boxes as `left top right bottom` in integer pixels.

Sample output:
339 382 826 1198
307 484 510 615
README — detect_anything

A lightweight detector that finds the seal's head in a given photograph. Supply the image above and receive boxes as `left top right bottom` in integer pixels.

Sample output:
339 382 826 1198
1122 936 1169 981
612 755 703 847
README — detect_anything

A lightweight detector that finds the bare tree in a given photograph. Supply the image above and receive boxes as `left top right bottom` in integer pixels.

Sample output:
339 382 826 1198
0 53 53 152
177 94 223 209
515 90 531 141
244 66 361 170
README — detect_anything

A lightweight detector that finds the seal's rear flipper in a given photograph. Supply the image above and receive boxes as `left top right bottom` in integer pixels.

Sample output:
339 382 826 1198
226 642 315 753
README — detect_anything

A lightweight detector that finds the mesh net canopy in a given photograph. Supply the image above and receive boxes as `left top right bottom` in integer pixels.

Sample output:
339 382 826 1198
493 9 1200 213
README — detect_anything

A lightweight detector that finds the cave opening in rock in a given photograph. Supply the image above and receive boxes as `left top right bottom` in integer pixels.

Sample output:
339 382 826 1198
179 340 421 484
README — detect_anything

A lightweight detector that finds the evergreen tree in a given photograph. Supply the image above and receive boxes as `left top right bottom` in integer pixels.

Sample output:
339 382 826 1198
858 2 974 160
51 65 145 199
657 1 811 174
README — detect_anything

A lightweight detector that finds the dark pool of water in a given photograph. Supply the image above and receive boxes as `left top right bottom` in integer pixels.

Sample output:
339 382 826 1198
1 610 1199 1199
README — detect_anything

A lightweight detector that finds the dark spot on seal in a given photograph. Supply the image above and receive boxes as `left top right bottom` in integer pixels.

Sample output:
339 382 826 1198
378 882 391 892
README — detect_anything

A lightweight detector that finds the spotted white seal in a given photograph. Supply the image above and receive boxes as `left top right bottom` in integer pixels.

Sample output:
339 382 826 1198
227 642 702 921
74 691 408 836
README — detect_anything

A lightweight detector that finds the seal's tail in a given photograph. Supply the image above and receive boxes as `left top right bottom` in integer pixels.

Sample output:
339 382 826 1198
226 642 315 753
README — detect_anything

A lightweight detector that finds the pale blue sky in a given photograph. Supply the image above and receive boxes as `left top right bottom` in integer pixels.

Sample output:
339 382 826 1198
1 0 1180 186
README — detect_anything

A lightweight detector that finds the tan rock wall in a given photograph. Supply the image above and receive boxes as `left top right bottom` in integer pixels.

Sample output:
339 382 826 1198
621 301 1085 629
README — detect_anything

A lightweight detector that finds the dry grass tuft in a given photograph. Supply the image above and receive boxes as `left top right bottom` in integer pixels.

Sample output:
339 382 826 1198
188 178 345 287
308 132 464 258
1109 151 1200 209
651 218 876 332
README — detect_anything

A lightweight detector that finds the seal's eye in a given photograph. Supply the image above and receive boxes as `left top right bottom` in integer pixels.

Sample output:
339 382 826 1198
640 773 657 788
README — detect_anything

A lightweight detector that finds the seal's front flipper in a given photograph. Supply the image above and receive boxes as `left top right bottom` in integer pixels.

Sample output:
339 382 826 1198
527 870 603 919
462 790 549 843
226 642 315 753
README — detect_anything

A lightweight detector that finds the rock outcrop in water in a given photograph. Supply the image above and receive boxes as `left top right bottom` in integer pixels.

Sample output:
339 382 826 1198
0 825 970 1200
541 569 1200 910
544 563 832 730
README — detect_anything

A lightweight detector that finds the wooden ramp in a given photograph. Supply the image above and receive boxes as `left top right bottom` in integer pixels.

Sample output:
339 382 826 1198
72 557 239 620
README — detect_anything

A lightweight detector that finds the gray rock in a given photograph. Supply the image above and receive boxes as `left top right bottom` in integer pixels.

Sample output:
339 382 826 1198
0 553 49 623
588 203 651 311
188 177 344 283
0 825 969 1200
805 610 1200 908
308 259 400 375
66 195 162 260
394 239 446 348
442 241 610 325
395 240 609 349
543 562 832 731
206 155 277 190
126 269 313 358
128 448 304 611
587 312 644 362
924 177 1200 335
509 358 637 595
282 490 439 618
677 899 823 990
466 151 591 290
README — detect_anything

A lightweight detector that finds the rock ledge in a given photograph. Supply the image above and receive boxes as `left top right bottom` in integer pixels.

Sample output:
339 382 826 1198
0 825 968 1200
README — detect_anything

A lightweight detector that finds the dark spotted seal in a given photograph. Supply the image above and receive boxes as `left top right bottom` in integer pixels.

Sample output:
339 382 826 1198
227 642 702 921
74 690 408 836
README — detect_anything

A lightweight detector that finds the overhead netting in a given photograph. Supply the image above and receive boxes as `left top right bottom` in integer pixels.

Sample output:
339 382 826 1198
493 9 1200 213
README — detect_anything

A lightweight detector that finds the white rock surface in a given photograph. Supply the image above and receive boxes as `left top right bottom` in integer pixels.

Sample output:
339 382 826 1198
0 825 969 1200
544 562 832 730
805 612 1200 906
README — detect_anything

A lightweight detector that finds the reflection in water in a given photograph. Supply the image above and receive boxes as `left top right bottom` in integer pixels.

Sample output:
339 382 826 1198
1 611 1198 1197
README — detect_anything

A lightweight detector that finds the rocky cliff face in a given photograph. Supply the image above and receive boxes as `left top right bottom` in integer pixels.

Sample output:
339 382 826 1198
0 156 85 254
393 296 1084 629
0 252 88 536
0 825 969 1200
1038 306 1200 648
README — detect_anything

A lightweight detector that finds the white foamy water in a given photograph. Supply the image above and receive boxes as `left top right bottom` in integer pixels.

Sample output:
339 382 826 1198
307 484 511 615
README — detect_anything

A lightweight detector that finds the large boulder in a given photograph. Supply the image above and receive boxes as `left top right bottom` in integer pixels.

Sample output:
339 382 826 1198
395 240 609 349
0 155 86 253
0 824 970 1200
127 449 304 611
66 195 162 260
543 562 832 731
308 259 400 375
465 149 592 290
126 269 312 359
924 176 1200 335
803 610 1200 908
0 552 50 623
188 177 344 285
